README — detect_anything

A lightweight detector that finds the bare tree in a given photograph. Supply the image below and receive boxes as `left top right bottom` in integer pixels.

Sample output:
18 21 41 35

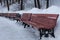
12 0 14 4
3 0 5 4
34 0 41 9
0 0 1 3
6 0 9 11
2 0 6 6
34 0 37 8
0 0 2 5
37 0 41 9
21 0 24 10
18 0 20 4
16 0 18 2
46 0 49 8
9 0 11 5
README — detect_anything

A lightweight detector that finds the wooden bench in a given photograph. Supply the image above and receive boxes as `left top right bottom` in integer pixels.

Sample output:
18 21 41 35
21 13 59 39
0 13 59 39
0 13 3 16
0 13 21 22
21 13 32 27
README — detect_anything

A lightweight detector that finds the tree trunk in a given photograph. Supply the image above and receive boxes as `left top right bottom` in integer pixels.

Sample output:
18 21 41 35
34 0 37 8
18 0 20 4
3 0 5 6
0 0 2 5
21 0 23 10
12 0 14 4
46 0 49 8
4 0 5 4
9 0 11 5
34 0 41 9
0 0 1 3
16 0 18 2
6 0 9 11
37 0 41 9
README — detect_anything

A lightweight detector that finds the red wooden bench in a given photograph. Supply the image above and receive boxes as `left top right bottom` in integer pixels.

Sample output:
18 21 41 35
0 13 59 39
21 13 32 27
0 13 21 22
0 13 3 16
21 13 59 39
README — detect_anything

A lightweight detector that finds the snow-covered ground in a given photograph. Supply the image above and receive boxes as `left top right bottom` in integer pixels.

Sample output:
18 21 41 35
0 17 39 40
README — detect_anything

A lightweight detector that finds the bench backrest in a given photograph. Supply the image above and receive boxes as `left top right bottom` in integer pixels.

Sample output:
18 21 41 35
0 13 3 16
21 13 32 21
8 13 17 17
31 14 59 29
32 14 59 20
0 13 19 18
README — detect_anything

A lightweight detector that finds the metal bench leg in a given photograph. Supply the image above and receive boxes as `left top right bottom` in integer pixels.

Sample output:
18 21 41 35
32 26 34 28
39 29 43 39
44 32 49 37
27 25 30 27
16 19 20 22
42 29 45 35
51 33 55 38
16 20 19 22
44 29 49 37
22 22 25 25
51 29 55 38
24 23 27 28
